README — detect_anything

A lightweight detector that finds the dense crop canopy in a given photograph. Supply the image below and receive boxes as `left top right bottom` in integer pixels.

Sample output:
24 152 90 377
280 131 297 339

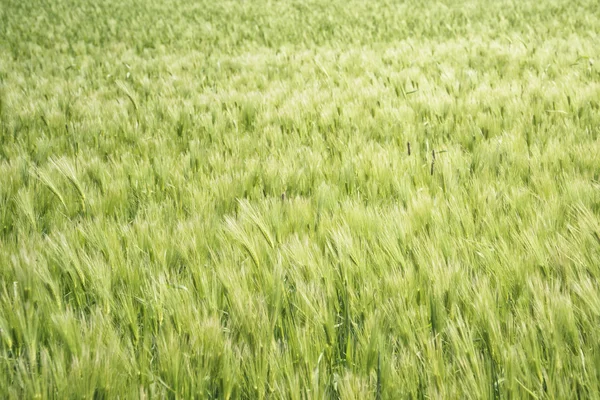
1 0 600 398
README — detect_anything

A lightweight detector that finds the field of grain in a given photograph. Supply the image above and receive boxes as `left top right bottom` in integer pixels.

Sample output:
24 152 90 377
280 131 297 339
1 0 600 398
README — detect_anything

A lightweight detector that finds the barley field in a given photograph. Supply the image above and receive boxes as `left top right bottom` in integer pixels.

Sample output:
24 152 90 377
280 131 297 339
1 0 600 398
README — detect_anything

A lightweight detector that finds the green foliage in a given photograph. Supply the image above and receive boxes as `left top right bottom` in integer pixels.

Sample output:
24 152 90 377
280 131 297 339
1 0 600 398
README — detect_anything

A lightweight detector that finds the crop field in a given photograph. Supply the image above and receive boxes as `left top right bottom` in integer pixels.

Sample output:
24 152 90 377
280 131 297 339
1 0 600 398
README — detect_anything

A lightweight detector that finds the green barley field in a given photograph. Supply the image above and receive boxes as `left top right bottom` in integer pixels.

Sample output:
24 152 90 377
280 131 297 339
1 0 600 398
